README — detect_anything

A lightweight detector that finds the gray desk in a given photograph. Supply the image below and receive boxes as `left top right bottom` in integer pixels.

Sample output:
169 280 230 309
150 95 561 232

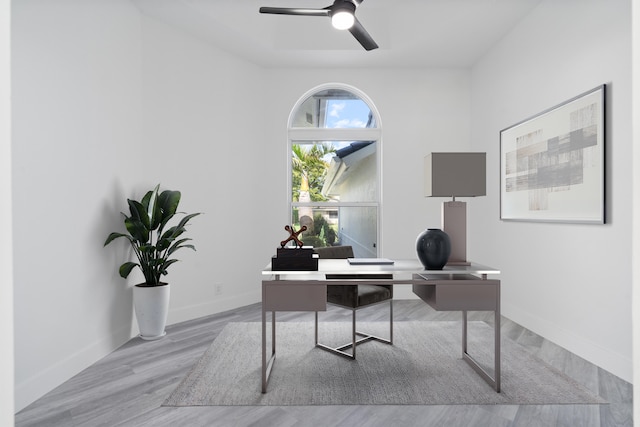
261 259 501 393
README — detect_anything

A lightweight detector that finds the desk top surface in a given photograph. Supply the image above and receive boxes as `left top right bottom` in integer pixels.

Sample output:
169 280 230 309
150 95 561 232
262 258 500 277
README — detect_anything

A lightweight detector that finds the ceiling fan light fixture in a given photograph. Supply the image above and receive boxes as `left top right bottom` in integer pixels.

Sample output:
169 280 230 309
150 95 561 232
331 1 355 30
332 11 354 30
260 0 378 50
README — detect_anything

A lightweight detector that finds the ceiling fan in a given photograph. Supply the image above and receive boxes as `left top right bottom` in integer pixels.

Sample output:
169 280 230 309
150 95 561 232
259 0 378 51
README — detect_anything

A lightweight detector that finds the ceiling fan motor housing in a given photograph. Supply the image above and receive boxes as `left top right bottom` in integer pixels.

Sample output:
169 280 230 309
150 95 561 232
331 0 356 17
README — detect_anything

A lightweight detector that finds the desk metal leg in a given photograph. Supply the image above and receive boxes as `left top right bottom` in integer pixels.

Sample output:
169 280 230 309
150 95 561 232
495 291 501 392
461 309 501 392
262 309 277 393
462 310 468 354
493 310 501 393
261 306 266 392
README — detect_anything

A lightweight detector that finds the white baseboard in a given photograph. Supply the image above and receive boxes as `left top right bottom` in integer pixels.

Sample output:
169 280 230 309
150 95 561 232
502 301 632 383
15 292 261 413
14 323 134 413
167 290 261 326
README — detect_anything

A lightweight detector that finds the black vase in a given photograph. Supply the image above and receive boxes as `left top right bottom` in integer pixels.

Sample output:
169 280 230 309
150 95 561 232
416 228 451 270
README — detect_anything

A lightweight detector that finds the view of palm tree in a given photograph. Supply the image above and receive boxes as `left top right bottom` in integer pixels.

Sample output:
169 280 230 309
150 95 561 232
291 143 335 243
291 143 335 203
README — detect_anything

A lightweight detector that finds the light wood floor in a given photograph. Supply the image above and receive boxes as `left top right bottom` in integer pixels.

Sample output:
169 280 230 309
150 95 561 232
15 300 632 427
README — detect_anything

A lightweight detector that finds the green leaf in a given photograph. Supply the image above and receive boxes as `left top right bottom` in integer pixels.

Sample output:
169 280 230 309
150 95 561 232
119 262 139 278
104 232 132 246
160 259 179 275
157 213 175 237
147 258 162 267
167 238 195 255
141 185 158 212
138 244 155 253
160 212 201 245
155 190 180 234
158 190 181 219
175 212 201 229
146 185 162 230
161 224 185 240
127 200 150 230
156 240 169 252
167 237 191 250
168 243 196 256
124 218 149 244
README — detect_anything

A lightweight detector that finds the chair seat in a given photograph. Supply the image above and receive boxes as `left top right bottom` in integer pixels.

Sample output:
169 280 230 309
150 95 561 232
314 245 393 359
328 284 392 308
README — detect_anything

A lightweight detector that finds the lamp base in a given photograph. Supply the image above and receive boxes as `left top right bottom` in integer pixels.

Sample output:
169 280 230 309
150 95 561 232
442 201 468 265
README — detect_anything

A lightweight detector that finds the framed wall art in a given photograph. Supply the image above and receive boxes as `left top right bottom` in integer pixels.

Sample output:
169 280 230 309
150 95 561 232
500 85 605 224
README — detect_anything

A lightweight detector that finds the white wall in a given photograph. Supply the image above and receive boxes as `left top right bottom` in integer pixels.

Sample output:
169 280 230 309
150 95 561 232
632 0 640 420
12 1 271 411
470 0 632 381
263 69 472 298
12 0 144 411
1 0 14 424
138 16 268 324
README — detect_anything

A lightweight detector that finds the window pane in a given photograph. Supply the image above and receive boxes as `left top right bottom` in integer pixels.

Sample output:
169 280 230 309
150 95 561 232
292 206 378 258
291 89 376 129
291 140 377 203
289 86 380 258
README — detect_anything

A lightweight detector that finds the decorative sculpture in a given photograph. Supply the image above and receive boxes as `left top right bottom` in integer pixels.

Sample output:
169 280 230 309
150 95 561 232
280 225 307 248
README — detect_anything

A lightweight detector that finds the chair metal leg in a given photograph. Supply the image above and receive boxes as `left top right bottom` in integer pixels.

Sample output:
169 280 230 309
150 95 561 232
389 299 393 344
315 299 393 360
352 309 357 359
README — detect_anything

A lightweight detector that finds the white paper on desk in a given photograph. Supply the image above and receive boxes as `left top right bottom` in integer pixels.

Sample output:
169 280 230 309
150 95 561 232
347 258 395 265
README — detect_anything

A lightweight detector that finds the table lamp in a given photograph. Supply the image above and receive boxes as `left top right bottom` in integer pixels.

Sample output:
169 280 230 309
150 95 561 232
424 152 486 265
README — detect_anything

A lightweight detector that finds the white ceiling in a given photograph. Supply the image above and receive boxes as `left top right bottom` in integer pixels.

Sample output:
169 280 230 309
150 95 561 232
131 0 542 68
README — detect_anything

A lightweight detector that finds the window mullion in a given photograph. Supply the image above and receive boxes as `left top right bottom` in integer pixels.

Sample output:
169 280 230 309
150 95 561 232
289 128 380 142
293 202 379 208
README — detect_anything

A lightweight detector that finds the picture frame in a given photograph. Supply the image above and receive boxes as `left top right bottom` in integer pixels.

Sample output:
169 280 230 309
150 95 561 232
500 85 605 224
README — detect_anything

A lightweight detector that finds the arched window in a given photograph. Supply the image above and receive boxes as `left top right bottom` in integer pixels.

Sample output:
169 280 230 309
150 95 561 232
288 84 382 257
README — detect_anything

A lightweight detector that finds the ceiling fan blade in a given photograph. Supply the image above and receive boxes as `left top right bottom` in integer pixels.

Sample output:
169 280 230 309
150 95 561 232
259 7 330 17
348 17 378 51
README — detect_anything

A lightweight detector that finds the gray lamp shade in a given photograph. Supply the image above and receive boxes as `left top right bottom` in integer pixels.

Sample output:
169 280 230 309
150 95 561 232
424 152 487 197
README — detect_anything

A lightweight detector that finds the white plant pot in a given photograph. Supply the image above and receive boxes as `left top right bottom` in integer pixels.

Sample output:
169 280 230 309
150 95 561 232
133 282 170 340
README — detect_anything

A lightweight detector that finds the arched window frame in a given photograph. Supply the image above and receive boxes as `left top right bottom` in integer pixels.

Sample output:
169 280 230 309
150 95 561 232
287 83 383 255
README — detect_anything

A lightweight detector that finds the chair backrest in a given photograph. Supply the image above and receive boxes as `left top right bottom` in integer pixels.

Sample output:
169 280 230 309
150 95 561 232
315 246 392 282
314 246 354 259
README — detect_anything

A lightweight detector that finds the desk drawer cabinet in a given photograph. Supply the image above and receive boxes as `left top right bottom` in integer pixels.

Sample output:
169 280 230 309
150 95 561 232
412 277 500 311
262 281 327 312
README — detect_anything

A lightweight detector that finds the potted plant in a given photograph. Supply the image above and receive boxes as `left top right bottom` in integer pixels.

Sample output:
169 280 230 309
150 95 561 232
104 184 201 340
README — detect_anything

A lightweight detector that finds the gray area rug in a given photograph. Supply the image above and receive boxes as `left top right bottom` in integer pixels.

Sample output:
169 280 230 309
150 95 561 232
164 321 606 406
